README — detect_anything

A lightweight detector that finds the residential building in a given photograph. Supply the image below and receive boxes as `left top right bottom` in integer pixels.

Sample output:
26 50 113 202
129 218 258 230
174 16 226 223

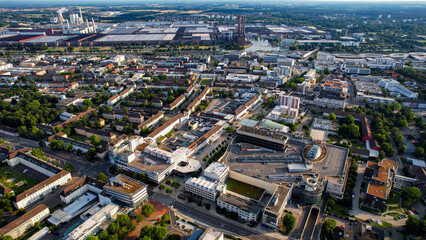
278 94 300 109
363 159 398 210
134 111 164 135
0 204 50 239
147 113 184 140
165 94 186 111
234 95 261 119
4 149 72 209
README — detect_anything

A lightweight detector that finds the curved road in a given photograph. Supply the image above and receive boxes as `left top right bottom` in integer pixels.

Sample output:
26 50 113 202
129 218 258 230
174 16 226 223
172 201 276 240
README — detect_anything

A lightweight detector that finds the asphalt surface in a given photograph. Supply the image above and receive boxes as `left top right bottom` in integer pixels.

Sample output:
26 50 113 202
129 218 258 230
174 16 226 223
150 191 276 240
172 201 276 240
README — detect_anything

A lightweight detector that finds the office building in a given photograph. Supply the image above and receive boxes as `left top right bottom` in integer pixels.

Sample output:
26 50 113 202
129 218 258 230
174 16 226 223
185 177 225 201
217 194 262 223
204 162 229 182
103 174 148 207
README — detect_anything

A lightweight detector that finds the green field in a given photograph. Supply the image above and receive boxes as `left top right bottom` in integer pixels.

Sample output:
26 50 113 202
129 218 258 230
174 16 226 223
68 134 86 142
200 79 212 86
226 178 265 201
0 166 39 194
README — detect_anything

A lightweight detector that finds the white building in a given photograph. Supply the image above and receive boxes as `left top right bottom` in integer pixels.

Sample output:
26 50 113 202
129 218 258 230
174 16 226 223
60 176 105 204
225 74 258 83
103 174 148 207
145 146 187 164
204 162 229 182
379 78 418 99
199 228 224 240
278 94 300 109
67 203 119 240
5 150 72 209
185 177 225 201
0 204 50 239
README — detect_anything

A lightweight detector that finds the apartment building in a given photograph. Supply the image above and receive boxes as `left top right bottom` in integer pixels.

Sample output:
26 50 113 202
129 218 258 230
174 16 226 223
147 113 184 140
5 149 72 209
363 159 398 210
134 111 164 135
0 204 50 239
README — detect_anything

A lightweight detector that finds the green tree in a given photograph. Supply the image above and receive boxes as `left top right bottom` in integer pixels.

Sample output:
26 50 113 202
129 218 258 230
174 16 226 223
166 186 173 194
136 214 143 223
329 113 336 121
141 203 155 217
414 147 425 158
321 219 337 240
97 172 109 183
86 148 97 161
401 187 422 208
86 236 99 240
347 124 361 139
225 126 235 134
65 162 74 172
405 215 426 237
344 115 354 125
89 135 101 146
31 148 44 159
282 213 296 235
65 143 73 152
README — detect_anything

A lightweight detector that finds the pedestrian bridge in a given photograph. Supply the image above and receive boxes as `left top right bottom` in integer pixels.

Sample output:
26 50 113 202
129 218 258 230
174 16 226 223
395 175 418 183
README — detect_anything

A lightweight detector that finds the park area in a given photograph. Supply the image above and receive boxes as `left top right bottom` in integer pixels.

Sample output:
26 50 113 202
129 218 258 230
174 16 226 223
0 166 39 194
226 178 265 201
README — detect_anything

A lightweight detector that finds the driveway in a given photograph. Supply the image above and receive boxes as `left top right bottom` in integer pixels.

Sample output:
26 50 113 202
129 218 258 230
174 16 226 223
352 164 406 227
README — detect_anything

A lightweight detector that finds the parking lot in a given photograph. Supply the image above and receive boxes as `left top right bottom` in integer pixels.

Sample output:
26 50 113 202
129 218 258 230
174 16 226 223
223 141 349 181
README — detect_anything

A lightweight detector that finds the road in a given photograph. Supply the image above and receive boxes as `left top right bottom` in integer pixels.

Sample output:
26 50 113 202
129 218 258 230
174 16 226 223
151 191 277 240
172 201 276 240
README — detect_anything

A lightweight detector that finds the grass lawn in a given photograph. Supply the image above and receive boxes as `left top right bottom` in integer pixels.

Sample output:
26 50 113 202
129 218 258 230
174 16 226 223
0 166 39 194
329 203 349 217
200 79 212 86
351 141 366 149
68 134 86 142
226 178 265 201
